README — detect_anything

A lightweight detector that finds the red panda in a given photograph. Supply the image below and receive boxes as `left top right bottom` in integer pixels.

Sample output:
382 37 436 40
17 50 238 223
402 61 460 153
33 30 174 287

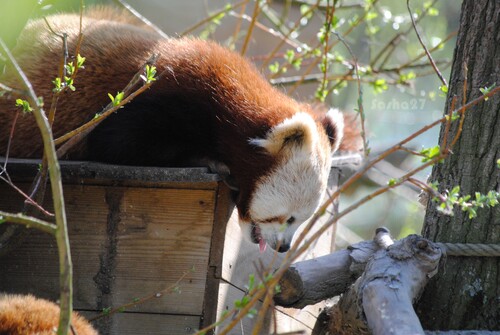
0 294 98 335
0 9 346 253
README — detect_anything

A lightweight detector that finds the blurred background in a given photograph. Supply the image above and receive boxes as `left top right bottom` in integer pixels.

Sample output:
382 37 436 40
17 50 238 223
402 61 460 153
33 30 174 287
0 0 462 247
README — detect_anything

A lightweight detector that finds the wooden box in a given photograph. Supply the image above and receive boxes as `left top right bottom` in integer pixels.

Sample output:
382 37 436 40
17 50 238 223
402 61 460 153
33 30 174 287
0 156 351 334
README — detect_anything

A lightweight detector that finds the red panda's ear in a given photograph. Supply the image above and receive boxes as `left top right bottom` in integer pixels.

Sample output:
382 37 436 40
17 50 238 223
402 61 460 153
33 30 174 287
320 108 344 153
249 112 318 155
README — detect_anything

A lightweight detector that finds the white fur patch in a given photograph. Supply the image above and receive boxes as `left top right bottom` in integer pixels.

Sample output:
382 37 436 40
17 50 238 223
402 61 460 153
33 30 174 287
242 109 341 251
249 112 318 155
246 135 332 250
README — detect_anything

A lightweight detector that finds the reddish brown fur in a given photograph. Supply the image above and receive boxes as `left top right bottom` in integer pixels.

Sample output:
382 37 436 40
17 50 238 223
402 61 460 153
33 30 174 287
0 9 347 221
0 294 98 335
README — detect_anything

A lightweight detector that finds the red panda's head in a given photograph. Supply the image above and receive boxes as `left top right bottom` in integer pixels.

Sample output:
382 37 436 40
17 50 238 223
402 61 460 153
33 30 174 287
237 108 344 253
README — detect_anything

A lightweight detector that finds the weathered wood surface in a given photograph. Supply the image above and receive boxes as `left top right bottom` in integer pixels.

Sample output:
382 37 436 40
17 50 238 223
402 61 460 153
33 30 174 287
0 156 356 334
274 242 376 309
274 227 402 309
0 183 215 318
79 311 201 335
315 234 442 335
0 157 221 186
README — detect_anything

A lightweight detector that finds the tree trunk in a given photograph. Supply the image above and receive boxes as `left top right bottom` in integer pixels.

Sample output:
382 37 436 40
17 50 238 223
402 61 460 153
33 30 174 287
416 0 499 330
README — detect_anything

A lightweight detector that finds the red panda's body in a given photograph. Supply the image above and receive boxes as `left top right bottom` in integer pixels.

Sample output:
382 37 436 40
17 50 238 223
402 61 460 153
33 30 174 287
0 9 344 252
0 294 98 335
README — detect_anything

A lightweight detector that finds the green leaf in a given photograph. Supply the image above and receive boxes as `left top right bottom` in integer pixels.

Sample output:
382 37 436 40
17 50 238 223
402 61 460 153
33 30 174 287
365 11 378 21
274 284 281 294
388 178 398 186
450 185 460 196
445 112 460 122
15 99 33 113
141 65 157 84
245 274 255 291
427 7 439 16
479 83 496 101
52 77 62 93
108 92 124 106
420 145 441 162
300 4 312 18
269 62 280 74
467 207 477 219
64 76 75 91
370 78 388 94
398 71 416 84
439 85 448 94
65 62 76 76
76 54 86 68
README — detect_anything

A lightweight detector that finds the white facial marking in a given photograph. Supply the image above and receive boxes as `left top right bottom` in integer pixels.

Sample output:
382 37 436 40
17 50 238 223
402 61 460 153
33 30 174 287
248 112 319 155
245 112 333 251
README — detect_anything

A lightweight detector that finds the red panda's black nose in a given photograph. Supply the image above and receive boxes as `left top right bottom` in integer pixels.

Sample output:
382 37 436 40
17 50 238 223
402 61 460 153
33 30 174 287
276 243 290 253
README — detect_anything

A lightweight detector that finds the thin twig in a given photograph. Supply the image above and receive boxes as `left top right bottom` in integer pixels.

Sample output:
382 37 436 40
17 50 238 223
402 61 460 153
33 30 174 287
330 30 368 155
286 0 378 94
0 175 54 217
113 0 169 39
0 37 72 335
394 30 457 72
181 0 247 36
89 269 192 321
399 145 426 157
407 0 448 87
370 0 438 70
450 62 468 148
289 85 500 255
317 0 334 100
240 0 264 56
0 210 56 234
260 0 320 70
441 95 457 151
230 0 249 48
54 56 160 156
228 11 301 49
54 77 156 157
1 111 19 171
0 83 25 95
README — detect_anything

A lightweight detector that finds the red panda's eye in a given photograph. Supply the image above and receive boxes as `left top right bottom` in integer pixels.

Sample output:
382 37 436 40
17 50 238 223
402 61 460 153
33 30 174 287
286 216 296 224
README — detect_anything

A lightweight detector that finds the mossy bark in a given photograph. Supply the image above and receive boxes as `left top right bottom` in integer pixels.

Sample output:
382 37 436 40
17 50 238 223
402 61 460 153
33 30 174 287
416 0 499 330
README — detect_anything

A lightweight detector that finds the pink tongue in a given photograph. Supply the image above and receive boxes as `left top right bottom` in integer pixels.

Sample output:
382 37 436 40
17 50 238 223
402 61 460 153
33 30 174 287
259 238 267 253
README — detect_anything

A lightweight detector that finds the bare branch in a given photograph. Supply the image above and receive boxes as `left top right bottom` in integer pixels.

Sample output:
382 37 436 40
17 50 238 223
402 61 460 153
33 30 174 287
407 0 448 87
0 210 56 234
0 37 73 335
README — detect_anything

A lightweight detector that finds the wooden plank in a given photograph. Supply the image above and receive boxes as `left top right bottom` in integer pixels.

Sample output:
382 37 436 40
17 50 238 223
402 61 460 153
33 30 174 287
201 183 235 330
78 311 201 335
0 183 216 315
0 157 220 189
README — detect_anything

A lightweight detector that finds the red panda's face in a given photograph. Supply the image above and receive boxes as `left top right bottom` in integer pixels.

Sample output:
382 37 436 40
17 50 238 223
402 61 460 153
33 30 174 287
239 109 344 253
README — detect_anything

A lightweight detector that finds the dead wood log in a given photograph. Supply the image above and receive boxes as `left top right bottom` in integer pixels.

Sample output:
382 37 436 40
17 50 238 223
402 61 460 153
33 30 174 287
424 332 500 335
319 234 442 335
274 228 391 309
